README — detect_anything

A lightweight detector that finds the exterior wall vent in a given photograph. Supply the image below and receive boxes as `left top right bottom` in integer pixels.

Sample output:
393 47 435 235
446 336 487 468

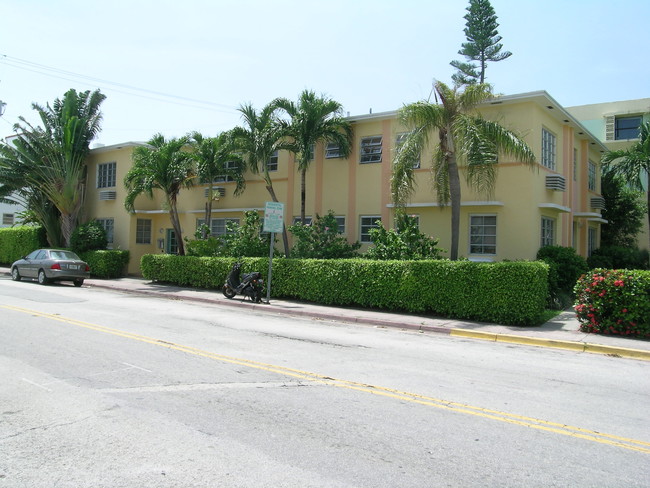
99 190 117 201
545 174 566 191
604 115 615 142
204 187 226 198
590 197 606 210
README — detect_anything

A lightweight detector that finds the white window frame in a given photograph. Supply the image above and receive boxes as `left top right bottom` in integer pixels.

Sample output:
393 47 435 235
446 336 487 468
469 214 497 255
96 218 114 244
2 213 14 226
325 142 342 159
215 160 240 183
541 128 556 170
588 160 596 191
588 227 598 256
334 216 346 234
197 218 240 236
396 133 420 169
292 216 313 225
541 217 555 247
360 136 382 163
267 150 278 172
360 215 381 243
615 115 642 140
136 219 151 244
97 161 116 188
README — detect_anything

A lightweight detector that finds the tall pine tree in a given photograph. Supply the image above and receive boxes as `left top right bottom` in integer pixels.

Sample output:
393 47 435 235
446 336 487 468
451 0 511 86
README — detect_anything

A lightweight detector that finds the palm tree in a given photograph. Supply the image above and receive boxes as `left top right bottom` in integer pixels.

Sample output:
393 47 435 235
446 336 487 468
602 120 650 248
231 102 291 254
392 80 536 260
0 89 105 247
124 134 195 255
190 131 245 238
274 90 353 223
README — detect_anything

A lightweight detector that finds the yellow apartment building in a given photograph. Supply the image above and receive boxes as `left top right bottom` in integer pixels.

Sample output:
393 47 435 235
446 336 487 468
84 91 607 275
567 98 650 250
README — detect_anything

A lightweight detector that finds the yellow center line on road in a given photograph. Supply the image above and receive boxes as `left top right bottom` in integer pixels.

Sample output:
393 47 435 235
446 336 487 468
4 304 650 454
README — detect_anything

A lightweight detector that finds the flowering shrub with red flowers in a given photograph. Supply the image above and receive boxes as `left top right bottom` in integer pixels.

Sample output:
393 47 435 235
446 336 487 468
574 269 650 337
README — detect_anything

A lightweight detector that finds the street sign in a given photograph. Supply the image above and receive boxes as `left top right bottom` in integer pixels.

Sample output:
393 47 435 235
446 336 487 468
263 202 284 233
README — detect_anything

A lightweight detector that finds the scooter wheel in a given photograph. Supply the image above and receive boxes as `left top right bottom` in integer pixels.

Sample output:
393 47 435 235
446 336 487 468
222 285 236 299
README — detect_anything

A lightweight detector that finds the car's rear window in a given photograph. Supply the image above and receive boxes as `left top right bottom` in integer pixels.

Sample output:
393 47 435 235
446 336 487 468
49 251 81 260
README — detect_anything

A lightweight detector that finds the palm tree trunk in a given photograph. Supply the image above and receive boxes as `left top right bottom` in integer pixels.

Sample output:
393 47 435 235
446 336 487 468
301 167 306 224
60 212 76 249
448 157 462 261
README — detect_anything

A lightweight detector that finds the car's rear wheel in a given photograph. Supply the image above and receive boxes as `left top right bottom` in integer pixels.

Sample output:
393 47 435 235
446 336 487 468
11 267 21 281
73 279 84 287
38 269 50 285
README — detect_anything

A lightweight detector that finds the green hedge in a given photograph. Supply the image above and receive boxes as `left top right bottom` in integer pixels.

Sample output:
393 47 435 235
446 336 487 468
0 226 47 264
574 269 650 337
79 250 130 279
141 255 548 326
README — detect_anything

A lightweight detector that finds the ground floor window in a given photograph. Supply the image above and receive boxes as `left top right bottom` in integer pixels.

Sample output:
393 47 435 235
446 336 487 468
588 227 598 256
360 215 381 243
136 219 151 244
292 216 313 226
96 218 114 244
541 217 555 247
469 215 497 255
2 213 14 226
197 218 240 236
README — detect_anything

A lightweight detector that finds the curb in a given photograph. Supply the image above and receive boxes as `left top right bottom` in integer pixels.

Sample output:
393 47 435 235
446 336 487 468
84 280 650 362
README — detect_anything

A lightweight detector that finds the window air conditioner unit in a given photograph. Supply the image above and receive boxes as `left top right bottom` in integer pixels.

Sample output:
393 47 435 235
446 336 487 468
545 174 566 191
99 190 117 200
590 197 606 210
204 187 226 198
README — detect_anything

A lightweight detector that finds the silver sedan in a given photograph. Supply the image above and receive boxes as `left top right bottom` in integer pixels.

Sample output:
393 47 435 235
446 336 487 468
11 249 90 287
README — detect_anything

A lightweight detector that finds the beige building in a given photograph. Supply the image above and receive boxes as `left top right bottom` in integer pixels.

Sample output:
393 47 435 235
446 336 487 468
567 98 650 250
84 91 607 275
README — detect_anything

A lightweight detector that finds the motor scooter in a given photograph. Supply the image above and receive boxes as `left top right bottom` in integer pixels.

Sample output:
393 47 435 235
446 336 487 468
222 262 264 303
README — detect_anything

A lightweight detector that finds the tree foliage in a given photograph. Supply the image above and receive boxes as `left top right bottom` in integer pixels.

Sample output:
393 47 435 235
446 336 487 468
451 0 512 85
600 170 646 247
602 120 650 249
288 210 360 259
124 134 195 255
274 90 353 223
0 89 105 247
365 213 443 260
393 81 535 259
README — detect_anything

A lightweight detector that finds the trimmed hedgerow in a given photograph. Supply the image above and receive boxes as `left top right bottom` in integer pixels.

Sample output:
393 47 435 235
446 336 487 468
574 269 650 338
79 250 130 279
0 226 47 264
140 255 548 326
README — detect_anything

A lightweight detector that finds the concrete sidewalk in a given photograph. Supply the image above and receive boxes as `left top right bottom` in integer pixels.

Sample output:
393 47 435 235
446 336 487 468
2 266 649 361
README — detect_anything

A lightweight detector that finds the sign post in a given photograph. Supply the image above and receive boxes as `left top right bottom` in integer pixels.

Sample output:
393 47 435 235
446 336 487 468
263 202 284 303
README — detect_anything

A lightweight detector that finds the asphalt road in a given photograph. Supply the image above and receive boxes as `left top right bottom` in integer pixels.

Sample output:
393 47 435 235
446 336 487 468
1 277 649 487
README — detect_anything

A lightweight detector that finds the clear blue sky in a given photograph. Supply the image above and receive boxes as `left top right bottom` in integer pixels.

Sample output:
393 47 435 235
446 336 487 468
1 0 649 146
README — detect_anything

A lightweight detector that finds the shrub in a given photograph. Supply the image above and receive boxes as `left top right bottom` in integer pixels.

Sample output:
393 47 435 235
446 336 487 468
365 214 443 260
0 225 47 264
222 211 273 257
587 246 649 270
289 211 361 259
79 250 130 278
140 255 548 326
537 245 588 294
70 221 108 253
574 269 650 337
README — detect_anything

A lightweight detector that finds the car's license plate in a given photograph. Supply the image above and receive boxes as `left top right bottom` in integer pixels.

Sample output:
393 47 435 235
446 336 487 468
69 265 79 270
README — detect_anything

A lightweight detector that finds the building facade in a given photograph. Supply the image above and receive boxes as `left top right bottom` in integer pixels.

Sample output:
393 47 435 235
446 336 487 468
567 98 650 250
83 91 607 275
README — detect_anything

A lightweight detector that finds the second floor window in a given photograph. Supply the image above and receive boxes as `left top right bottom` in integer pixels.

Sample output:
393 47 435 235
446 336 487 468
360 136 382 163
541 129 556 170
97 162 116 188
615 115 642 140
215 161 240 183
267 150 278 171
588 160 596 191
396 133 420 168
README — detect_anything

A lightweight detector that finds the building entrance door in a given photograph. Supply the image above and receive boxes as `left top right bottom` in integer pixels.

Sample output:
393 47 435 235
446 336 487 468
165 229 178 254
